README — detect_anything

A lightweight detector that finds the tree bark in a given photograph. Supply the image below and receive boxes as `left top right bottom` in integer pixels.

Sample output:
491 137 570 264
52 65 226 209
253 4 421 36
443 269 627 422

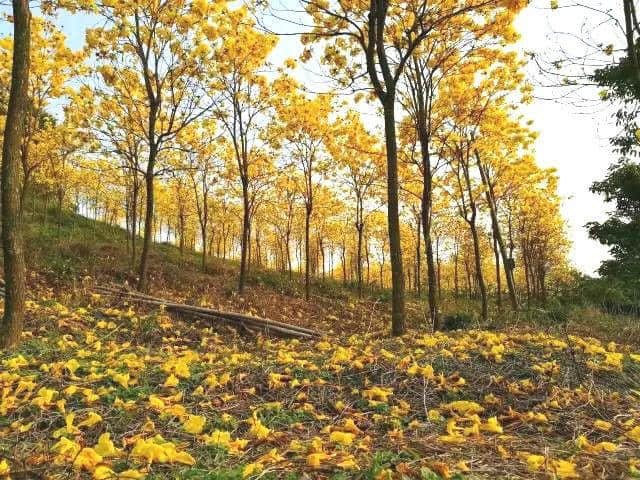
0 0 30 349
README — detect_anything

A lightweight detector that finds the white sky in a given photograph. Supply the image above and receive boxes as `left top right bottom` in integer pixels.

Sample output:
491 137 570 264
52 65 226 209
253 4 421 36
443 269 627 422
514 1 615 275
10 1 619 275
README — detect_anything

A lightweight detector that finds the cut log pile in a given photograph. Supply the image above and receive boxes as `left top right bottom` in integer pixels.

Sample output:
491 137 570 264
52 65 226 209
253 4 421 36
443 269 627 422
94 285 323 340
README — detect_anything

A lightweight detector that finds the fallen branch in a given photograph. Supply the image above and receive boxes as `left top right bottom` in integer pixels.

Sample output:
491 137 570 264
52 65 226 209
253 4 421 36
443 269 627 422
94 285 323 340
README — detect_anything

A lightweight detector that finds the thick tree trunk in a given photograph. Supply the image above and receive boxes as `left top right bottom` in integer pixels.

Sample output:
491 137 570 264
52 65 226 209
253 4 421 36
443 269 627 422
1 0 30 349
382 98 406 336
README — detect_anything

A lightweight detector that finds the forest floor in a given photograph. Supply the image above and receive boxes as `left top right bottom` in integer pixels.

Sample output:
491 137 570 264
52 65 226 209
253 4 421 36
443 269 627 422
0 205 639 479
2 293 640 480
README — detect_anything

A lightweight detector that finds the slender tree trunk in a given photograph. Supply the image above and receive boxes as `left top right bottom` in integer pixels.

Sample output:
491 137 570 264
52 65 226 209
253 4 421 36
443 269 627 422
365 239 371 285
453 249 459 296
476 154 518 310
464 256 472 297
416 103 439 329
493 233 502 309
468 216 488 321
0 0 30 349
341 242 347 286
436 237 442 300
522 240 531 308
286 230 292 280
223 230 227 260
415 217 421 294
383 98 406 336
201 225 207 271
356 225 364 297
319 237 325 279
304 205 311 301
138 188 157 291
56 189 64 227
178 208 185 257
239 182 249 293
137 99 159 292
131 180 138 266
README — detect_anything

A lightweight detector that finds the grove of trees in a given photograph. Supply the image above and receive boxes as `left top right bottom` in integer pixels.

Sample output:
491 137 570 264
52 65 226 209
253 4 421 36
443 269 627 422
0 0 572 347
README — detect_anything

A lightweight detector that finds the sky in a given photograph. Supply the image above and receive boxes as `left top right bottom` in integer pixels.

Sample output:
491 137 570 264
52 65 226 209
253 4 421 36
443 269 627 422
513 1 615 275
266 0 617 276
3 0 619 275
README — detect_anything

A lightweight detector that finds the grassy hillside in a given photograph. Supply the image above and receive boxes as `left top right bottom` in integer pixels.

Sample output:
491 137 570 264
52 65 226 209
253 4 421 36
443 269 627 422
22 203 396 336
19 201 640 344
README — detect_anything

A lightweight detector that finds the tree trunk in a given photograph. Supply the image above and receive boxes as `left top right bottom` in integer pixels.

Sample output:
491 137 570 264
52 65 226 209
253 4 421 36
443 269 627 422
476 154 518 310
464 256 471 296
178 207 185 257
304 205 311 301
365 239 371 285
415 217 421 294
341 242 347 286
238 183 249 293
137 92 159 292
436 237 442 300
131 179 138 266
453 248 459 296
356 224 364 297
201 225 207 271
469 216 488 321
493 232 502 309
382 98 406 336
286 230 292 280
0 0 30 349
